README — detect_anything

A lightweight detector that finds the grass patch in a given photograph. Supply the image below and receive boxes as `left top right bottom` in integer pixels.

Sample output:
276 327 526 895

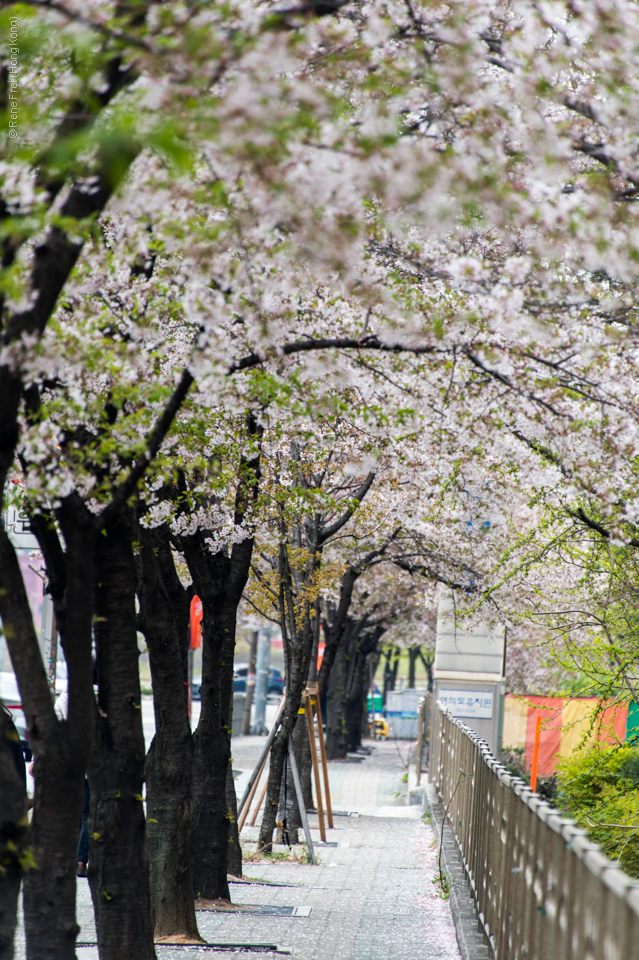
432 873 450 899
241 842 317 865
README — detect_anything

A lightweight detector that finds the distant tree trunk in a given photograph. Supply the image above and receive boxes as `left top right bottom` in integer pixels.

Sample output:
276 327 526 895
89 514 155 960
327 620 385 759
317 569 358 699
384 648 399 695
418 650 434 692
382 649 392 707
0 709 28 960
325 638 348 761
408 647 419 688
344 693 363 753
137 524 200 943
360 682 370 742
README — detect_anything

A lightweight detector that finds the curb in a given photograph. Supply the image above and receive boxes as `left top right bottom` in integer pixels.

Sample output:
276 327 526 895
423 779 492 960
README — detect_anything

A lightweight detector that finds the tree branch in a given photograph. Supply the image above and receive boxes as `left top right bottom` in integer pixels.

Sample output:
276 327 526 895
318 471 376 544
98 369 194 528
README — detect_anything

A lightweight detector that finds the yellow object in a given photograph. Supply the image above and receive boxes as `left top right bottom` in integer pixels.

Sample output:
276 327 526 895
559 699 600 756
502 697 528 750
370 717 388 738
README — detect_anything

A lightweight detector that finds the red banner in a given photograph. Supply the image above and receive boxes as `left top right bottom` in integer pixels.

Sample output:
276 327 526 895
189 595 202 650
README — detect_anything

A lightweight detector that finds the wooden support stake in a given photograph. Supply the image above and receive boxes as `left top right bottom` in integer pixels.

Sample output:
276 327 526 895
287 738 316 864
238 754 268 833
530 714 542 793
237 694 285 818
249 778 269 827
305 692 326 842
312 688 333 829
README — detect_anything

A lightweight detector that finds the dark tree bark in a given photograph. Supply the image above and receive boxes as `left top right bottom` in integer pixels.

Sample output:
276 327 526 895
89 513 155 960
257 539 316 853
326 644 347 761
178 417 261 900
418 649 434 691
256 655 311 853
0 499 95 960
181 544 241 902
383 647 400 705
299 720 314 813
326 619 385 760
226 762 243 877
257 472 379 852
408 647 419 688
226 681 242 878
275 718 308 844
318 581 356 693
137 524 201 942
0 708 28 960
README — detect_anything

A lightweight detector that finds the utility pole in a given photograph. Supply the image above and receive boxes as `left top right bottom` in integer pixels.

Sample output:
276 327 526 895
242 630 259 735
252 627 271 734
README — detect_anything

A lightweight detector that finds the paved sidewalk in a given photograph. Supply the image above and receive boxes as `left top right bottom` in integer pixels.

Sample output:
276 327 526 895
13 739 462 960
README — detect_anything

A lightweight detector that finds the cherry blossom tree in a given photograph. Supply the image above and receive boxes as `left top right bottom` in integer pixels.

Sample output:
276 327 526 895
5 0 639 956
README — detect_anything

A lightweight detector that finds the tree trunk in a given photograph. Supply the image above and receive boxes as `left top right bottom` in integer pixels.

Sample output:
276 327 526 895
344 632 384 753
0 710 28 960
226 684 242 878
299 720 314 813
182 542 251 900
327 621 385 760
345 695 363 753
317 568 358 699
182 545 234 903
89 515 155 960
325 640 347 761
408 647 419 688
0 504 95 960
226 762 243 877
180 417 261 900
137 525 200 942
276 718 306 844
257 619 313 852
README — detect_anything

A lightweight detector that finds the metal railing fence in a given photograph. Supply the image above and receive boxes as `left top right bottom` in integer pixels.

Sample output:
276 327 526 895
430 703 639 960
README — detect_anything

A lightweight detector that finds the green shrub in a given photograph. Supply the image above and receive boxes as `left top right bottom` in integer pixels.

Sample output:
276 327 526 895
556 744 639 877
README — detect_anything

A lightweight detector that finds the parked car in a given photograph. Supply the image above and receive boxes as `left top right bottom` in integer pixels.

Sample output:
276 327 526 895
192 666 285 700
234 666 285 697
